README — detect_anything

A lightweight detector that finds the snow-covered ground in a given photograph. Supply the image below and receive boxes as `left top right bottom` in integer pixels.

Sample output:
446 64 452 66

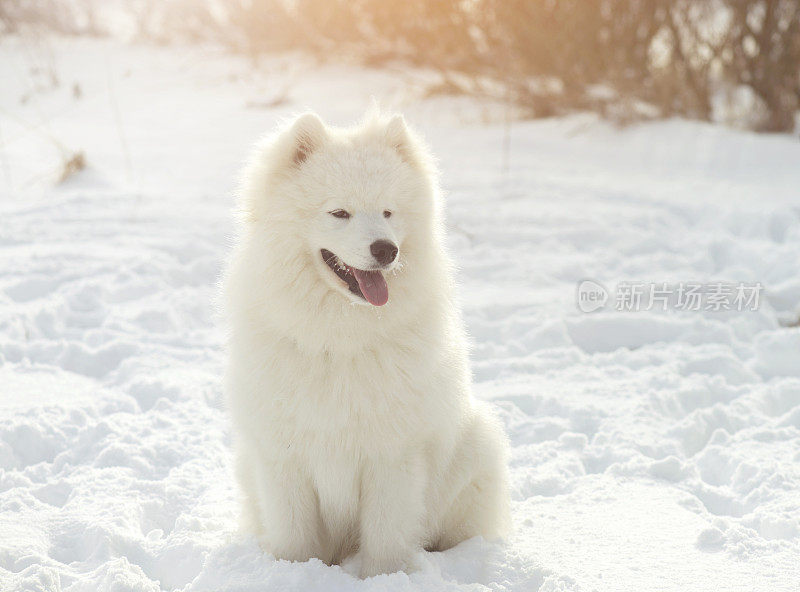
1 36 799 592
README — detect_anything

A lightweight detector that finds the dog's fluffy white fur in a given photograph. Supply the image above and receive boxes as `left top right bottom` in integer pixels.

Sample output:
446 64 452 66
223 111 510 578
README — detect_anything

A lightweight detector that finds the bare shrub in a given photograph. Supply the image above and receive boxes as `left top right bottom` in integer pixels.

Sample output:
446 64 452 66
3 0 798 131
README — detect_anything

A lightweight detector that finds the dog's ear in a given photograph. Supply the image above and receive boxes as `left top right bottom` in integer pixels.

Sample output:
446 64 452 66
287 112 328 166
382 113 435 173
384 115 413 162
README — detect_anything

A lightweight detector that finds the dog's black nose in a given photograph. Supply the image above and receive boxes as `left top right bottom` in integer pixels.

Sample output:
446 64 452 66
370 240 398 266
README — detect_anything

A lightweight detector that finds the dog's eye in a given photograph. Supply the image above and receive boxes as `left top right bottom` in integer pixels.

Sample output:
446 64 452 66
383 210 392 218
330 209 351 219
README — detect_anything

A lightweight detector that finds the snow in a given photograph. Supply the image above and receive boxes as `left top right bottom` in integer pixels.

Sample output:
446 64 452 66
1 35 799 592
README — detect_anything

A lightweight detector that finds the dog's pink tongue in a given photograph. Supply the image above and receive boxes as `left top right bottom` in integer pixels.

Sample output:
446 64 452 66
352 269 388 306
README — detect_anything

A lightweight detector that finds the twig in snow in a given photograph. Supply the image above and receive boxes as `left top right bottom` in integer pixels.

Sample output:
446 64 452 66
105 51 133 183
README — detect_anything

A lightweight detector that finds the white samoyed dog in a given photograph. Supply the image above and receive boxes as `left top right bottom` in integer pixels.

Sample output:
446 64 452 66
223 111 510 578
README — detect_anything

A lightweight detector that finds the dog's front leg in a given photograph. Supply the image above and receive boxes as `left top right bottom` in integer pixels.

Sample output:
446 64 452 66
253 458 326 564
358 452 425 578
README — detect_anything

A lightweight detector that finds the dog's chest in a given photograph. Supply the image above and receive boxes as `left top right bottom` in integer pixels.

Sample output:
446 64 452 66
266 343 440 452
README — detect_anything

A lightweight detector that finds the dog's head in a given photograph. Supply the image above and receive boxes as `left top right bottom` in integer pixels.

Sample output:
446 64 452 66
239 111 441 310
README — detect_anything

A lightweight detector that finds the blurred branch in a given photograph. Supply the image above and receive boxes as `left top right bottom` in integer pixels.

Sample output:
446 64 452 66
3 0 799 132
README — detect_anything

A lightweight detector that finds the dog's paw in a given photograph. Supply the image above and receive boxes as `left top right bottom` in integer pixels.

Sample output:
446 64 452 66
357 553 414 579
260 537 324 565
359 559 401 579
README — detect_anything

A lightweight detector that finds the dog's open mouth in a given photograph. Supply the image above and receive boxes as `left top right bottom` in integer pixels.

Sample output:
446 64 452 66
321 249 388 306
